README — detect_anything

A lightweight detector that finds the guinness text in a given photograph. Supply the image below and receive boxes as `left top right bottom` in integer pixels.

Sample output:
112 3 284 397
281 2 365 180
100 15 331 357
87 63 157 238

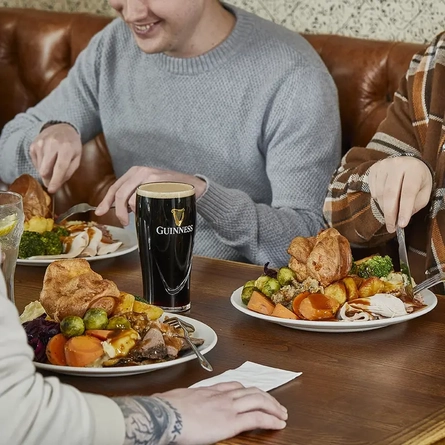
156 225 194 235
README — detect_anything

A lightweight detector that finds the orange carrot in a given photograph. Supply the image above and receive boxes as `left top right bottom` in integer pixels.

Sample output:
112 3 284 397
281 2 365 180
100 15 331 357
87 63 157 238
85 330 114 341
64 335 104 367
292 291 310 318
247 290 275 315
298 293 340 321
272 303 298 320
46 333 68 366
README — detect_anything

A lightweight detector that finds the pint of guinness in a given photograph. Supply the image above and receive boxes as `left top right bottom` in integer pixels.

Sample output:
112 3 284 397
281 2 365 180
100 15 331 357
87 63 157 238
136 182 196 312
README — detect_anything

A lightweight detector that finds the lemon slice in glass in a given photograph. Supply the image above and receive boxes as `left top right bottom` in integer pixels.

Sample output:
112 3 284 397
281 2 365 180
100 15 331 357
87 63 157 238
0 214 18 237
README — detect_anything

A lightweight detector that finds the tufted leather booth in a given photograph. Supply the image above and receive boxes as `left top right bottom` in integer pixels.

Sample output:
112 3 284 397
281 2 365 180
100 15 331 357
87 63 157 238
0 8 426 227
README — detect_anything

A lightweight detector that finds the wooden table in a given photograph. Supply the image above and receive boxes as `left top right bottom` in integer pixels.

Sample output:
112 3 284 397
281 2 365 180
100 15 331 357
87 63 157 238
14 253 445 445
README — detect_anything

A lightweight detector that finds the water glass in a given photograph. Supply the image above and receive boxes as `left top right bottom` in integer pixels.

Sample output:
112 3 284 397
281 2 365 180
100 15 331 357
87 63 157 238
0 191 24 304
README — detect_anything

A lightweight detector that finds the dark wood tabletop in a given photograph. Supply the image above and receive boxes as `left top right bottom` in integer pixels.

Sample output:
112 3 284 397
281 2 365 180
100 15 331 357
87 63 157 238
14 253 445 445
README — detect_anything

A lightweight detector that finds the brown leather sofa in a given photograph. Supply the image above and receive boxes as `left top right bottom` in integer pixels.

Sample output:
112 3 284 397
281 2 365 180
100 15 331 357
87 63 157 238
0 8 426 229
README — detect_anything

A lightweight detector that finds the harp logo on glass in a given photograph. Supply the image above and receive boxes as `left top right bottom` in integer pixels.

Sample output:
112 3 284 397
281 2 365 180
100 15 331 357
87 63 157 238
155 208 194 235
172 208 185 226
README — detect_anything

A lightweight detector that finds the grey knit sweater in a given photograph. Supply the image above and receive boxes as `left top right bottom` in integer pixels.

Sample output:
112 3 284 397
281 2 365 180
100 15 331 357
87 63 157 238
0 5 341 267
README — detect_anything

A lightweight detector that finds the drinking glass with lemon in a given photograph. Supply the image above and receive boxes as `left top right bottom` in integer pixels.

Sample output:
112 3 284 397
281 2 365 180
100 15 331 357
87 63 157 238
0 191 24 303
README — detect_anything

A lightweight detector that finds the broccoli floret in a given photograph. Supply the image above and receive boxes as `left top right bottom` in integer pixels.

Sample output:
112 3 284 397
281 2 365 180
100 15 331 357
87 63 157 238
353 255 394 279
18 231 46 258
133 295 146 303
41 231 63 255
52 225 70 237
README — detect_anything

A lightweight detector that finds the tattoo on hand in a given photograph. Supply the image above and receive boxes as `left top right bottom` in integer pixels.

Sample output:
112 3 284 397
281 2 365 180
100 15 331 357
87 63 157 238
113 396 183 445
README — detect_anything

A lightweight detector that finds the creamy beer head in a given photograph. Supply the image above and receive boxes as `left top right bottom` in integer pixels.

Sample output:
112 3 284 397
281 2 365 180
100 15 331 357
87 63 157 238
137 182 195 199
136 182 196 312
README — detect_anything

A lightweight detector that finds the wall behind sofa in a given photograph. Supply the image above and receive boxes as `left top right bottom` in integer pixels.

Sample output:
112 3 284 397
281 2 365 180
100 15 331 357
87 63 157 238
1 0 443 44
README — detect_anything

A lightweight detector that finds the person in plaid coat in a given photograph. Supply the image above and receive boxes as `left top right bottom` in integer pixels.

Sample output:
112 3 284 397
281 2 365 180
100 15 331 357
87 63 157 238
324 32 445 285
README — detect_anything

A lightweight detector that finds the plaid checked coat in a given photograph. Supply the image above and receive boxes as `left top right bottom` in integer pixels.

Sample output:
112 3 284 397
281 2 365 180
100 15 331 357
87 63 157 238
324 32 445 285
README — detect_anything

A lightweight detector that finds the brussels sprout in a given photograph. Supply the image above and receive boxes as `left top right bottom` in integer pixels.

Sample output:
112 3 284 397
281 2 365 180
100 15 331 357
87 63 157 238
244 280 256 288
241 286 257 305
254 275 271 292
277 267 296 286
60 315 85 337
83 308 109 330
262 278 280 297
107 316 131 330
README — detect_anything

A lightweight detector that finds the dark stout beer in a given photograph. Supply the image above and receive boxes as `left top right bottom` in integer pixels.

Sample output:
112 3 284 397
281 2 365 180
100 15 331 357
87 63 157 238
136 182 196 312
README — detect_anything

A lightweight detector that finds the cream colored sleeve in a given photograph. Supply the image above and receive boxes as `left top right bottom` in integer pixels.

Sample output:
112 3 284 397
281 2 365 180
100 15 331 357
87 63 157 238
0 272 125 445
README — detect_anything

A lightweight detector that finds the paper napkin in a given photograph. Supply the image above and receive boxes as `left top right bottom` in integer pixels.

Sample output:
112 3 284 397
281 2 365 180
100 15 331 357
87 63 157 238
189 361 302 392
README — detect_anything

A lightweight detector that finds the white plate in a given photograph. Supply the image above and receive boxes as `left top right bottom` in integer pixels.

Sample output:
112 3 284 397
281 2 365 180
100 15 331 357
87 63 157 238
230 287 437 333
34 314 218 377
17 226 138 266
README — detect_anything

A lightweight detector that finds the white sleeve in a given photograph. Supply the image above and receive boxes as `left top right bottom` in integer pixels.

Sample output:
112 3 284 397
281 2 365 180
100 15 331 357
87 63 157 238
0 273 125 445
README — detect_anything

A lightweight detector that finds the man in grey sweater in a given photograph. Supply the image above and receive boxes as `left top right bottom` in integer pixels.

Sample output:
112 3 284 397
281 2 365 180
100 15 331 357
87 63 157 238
0 0 341 267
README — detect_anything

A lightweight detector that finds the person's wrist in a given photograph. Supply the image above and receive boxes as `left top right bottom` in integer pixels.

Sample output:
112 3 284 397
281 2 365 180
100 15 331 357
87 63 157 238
193 174 208 199
40 121 78 134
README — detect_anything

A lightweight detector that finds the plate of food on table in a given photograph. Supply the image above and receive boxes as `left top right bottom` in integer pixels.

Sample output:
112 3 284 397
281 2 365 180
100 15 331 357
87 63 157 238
8 174 137 265
231 228 437 333
20 258 217 376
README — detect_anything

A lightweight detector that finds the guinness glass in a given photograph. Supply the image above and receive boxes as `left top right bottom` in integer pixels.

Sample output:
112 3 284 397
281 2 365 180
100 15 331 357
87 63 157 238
136 182 196 312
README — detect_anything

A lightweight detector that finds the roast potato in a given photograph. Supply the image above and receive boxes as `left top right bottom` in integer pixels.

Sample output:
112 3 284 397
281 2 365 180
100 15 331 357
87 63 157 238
342 277 359 301
324 281 347 305
358 277 386 298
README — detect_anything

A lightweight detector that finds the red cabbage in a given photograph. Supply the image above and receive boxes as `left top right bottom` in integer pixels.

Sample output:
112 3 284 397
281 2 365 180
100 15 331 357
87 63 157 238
263 262 278 279
22 315 60 363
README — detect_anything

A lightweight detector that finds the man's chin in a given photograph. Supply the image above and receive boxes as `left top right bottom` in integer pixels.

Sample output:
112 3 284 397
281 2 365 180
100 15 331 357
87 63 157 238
135 42 162 54
131 33 164 54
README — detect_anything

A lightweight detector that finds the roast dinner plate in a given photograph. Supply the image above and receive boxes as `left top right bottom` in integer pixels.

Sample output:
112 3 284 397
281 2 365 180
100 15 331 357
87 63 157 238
17 226 138 266
34 314 218 377
230 286 437 333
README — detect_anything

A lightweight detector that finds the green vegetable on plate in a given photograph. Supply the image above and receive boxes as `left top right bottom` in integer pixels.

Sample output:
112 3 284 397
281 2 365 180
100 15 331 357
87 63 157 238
60 315 85 338
83 308 109 330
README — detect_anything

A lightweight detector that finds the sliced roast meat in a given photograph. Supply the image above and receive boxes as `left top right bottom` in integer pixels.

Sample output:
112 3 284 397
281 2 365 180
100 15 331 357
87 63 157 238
130 326 167 360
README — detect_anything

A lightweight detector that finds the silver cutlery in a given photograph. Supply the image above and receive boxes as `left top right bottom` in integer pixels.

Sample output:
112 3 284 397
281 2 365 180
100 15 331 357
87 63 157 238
55 203 115 224
165 317 212 372
413 272 445 295
396 227 414 300
51 193 56 220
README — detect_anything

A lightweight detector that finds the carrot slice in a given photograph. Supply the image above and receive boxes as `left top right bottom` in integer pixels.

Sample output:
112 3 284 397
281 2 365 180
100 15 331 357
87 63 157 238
64 335 104 367
247 290 275 315
292 291 310 318
46 333 68 366
272 303 298 320
85 330 114 341
298 293 340 321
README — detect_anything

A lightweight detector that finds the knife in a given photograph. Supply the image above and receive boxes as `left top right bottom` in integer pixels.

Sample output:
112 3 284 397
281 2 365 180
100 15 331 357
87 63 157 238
396 227 414 300
51 193 56 220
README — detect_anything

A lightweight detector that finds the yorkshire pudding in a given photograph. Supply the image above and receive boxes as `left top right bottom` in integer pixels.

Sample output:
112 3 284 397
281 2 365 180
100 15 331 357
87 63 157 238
287 228 352 287
39 258 121 322
8 174 51 221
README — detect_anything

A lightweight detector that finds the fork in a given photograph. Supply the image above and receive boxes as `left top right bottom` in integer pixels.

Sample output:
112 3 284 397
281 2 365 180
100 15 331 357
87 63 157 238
413 272 445 295
55 203 115 224
165 317 213 372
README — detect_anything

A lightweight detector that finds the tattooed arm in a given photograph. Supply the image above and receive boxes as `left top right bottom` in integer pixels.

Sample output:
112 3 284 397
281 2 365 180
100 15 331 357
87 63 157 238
114 383 287 445
113 397 183 445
